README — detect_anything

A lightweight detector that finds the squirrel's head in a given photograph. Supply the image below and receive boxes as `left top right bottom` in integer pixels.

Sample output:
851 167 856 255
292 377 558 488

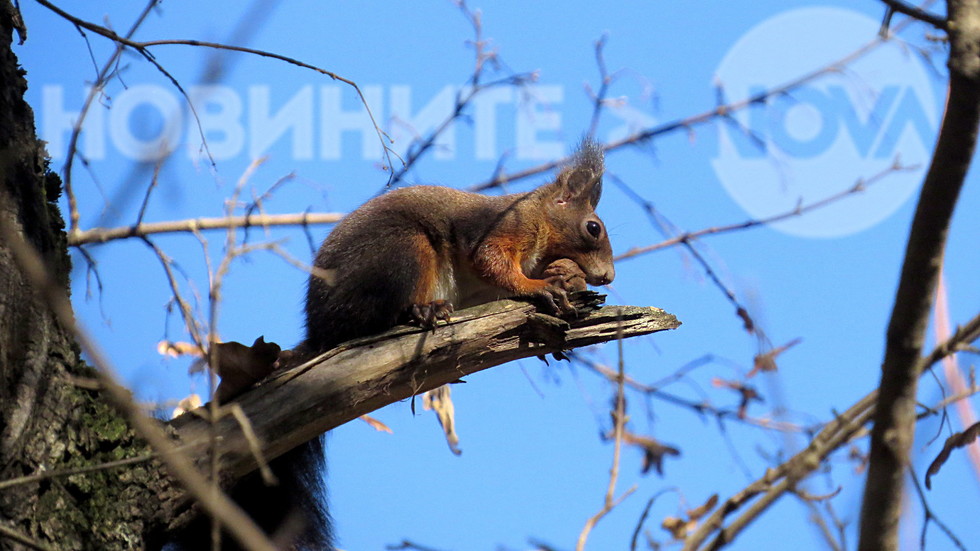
539 140 615 286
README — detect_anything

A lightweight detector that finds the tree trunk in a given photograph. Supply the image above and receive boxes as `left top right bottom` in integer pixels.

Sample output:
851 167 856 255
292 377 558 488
0 5 174 549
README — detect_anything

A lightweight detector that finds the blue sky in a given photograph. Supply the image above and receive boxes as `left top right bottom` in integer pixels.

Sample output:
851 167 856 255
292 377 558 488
13 1 980 549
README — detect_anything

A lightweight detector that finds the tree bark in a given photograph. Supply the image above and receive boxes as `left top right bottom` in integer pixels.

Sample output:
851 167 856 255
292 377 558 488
166 297 680 530
0 5 177 549
858 2 980 549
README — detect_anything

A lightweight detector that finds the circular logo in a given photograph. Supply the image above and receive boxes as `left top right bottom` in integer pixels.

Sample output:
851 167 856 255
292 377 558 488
711 7 938 238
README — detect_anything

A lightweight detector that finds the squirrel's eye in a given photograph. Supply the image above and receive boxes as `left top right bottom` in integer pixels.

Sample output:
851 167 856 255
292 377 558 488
586 220 602 238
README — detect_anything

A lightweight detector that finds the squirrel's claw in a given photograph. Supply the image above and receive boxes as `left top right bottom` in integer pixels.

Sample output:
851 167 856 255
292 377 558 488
536 285 577 316
409 300 454 331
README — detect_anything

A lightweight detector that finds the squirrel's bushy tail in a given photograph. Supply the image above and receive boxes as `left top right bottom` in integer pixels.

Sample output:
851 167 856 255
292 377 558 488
174 435 332 550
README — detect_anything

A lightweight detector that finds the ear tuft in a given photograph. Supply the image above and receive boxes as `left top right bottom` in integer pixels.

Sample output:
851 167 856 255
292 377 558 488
554 138 605 207
574 137 605 176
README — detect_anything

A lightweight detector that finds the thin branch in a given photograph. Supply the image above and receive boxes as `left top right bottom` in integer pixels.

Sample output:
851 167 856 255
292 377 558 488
576 310 636 551
35 0 396 187
142 238 207 352
0 523 55 551
386 1 532 188
581 356 804 433
48 0 161 237
680 309 980 551
68 212 344 246
0 215 278 551
615 161 915 261
0 453 156 491
586 33 615 140
907 466 968 551
933 272 980 483
467 28 904 193
879 0 948 29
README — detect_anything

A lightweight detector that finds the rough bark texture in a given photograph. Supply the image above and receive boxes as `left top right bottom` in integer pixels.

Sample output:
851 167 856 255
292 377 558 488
0 6 173 549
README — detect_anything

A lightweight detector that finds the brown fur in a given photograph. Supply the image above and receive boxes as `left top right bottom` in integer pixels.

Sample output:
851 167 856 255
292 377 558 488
304 140 614 354
231 141 615 551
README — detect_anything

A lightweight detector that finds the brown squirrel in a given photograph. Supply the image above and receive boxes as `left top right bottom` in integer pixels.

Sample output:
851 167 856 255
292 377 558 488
199 140 614 550
303 138 614 353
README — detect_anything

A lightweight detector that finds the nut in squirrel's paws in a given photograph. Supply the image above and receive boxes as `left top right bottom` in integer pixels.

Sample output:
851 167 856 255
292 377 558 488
409 299 454 331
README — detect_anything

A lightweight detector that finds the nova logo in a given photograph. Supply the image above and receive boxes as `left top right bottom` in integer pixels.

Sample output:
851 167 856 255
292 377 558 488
711 7 939 238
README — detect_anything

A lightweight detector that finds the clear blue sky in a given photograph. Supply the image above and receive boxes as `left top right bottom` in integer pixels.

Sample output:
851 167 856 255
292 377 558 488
14 1 980 549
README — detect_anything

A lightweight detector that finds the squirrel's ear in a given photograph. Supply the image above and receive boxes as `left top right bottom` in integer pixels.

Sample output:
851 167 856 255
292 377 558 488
550 139 604 207
555 166 602 208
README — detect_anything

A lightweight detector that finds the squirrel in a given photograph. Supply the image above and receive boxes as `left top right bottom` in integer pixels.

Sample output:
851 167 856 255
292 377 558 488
187 140 614 550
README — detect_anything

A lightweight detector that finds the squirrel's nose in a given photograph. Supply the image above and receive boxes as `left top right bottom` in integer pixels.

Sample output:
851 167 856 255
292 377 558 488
591 267 615 286
602 267 615 285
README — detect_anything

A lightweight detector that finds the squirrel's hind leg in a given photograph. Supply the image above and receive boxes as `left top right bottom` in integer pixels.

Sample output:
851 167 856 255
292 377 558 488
403 233 455 330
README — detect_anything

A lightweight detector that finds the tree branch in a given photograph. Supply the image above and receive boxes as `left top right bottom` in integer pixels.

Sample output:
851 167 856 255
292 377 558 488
879 0 948 30
67 212 345 247
167 294 680 518
859 1 980 548
680 310 980 551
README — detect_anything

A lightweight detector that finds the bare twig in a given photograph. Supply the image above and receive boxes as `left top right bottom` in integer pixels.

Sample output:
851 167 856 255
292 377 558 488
0 214 278 551
387 1 532 188
933 272 980 484
35 0 396 189
680 310 980 551
68 212 344 246
907 467 968 551
614 162 915 261
879 0 948 29
576 310 637 551
0 523 55 551
468 28 907 193
580 356 804 433
51 0 161 238
586 34 615 140
0 453 156 491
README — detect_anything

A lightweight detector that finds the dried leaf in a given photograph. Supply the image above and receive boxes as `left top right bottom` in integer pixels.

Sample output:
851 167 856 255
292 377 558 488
749 337 801 376
848 445 869 475
925 421 980 489
171 394 202 418
661 494 717 541
213 336 282 403
360 414 393 433
423 385 461 455
661 516 693 540
621 431 681 476
157 340 204 358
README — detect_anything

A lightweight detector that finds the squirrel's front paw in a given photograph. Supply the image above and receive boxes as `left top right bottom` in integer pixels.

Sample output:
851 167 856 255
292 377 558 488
535 284 576 316
409 299 454 331
541 258 588 293
533 258 586 315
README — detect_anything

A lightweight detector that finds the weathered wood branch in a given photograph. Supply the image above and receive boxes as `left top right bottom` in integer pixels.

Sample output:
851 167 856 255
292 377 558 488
168 293 679 508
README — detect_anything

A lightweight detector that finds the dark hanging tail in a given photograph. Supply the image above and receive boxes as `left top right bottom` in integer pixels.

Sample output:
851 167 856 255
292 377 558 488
173 435 332 550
